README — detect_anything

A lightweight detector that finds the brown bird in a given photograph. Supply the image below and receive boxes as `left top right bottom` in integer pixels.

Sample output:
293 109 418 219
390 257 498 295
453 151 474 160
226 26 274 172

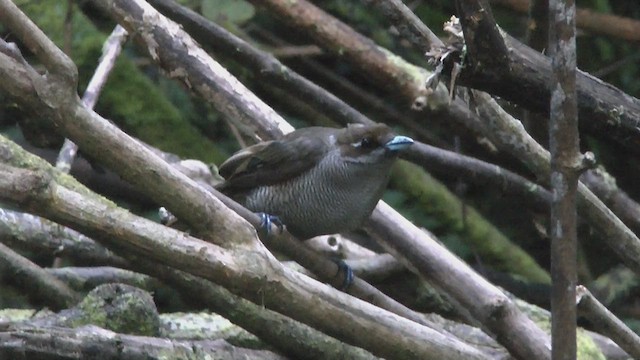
216 123 413 240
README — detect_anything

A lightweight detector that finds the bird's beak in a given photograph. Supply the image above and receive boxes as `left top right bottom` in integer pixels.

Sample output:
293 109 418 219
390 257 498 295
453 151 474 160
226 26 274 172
384 135 414 152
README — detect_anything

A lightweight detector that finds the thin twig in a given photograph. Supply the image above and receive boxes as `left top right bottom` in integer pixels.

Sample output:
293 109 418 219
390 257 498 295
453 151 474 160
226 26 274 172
56 25 128 172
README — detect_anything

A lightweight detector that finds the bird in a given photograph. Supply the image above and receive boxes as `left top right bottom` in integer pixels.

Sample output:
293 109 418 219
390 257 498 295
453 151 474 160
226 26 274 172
216 123 414 240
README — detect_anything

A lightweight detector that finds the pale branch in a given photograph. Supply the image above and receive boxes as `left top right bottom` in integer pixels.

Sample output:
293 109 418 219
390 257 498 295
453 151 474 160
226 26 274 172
347 254 406 281
56 25 128 173
581 169 640 237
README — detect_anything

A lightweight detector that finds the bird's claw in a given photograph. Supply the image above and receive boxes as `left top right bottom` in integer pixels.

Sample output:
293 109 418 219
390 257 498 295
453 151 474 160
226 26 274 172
332 258 354 291
258 213 284 237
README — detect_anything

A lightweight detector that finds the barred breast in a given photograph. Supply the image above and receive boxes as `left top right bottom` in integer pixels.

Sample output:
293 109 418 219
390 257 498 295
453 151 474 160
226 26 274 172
241 151 394 239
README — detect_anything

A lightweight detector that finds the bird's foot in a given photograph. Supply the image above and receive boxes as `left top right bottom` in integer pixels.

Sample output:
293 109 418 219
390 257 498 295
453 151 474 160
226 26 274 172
258 213 284 237
332 258 354 291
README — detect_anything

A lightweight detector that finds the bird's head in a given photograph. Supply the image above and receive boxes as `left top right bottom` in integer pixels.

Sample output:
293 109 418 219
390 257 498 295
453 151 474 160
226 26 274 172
336 123 413 164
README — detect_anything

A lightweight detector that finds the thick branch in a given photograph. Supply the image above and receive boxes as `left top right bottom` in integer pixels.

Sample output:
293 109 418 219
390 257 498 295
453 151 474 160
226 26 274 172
363 0 442 51
456 0 510 72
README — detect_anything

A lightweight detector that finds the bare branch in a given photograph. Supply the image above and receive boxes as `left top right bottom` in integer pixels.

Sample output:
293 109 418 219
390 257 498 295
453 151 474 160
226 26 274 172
248 0 432 110
548 0 579 357
363 0 443 51
366 202 552 359
90 0 293 141
576 285 640 359
56 25 129 173
0 0 76 78
0 242 79 310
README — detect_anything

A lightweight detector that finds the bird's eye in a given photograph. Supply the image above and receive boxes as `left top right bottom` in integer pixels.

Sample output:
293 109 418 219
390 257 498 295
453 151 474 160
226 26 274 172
359 137 376 149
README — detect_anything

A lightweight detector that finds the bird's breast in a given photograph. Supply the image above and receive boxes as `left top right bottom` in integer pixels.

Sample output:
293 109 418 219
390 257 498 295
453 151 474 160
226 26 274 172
240 154 393 239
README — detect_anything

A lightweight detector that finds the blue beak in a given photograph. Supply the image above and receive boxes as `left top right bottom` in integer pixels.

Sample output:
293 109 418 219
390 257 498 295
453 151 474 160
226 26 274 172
384 135 414 152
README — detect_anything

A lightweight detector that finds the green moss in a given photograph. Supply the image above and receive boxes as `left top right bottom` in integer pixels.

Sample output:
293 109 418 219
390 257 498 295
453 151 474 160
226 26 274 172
0 136 119 207
73 284 160 336
577 328 606 360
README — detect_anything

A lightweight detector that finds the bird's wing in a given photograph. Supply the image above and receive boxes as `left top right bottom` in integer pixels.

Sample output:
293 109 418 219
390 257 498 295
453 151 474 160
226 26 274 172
217 133 328 190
